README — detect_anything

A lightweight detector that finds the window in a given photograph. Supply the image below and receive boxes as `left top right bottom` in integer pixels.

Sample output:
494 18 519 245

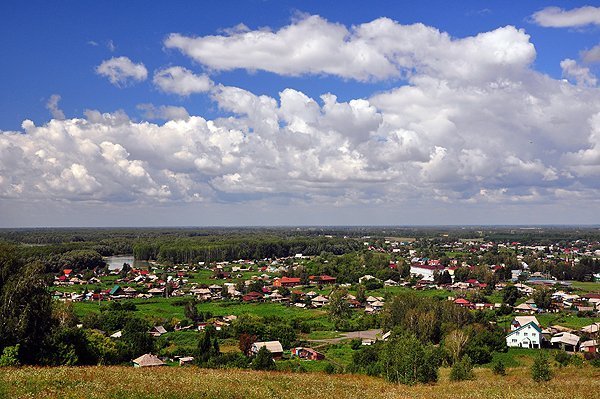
524 333 528 336
512 339 517 343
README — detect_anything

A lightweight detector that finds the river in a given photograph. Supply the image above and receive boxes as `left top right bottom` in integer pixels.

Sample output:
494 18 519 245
104 255 151 271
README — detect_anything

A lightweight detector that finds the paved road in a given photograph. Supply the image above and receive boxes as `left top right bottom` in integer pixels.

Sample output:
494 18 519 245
308 329 383 344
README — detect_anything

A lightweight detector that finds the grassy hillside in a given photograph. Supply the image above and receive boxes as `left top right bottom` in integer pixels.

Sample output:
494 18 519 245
1 366 598 399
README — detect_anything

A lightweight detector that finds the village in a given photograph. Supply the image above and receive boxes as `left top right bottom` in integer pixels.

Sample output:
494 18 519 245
49 235 600 368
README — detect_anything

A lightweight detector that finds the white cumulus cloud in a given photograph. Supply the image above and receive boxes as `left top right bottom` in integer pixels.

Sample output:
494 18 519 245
137 103 190 121
153 66 212 95
561 58 597 87
531 6 600 28
96 56 148 87
2 15 600 217
165 15 535 82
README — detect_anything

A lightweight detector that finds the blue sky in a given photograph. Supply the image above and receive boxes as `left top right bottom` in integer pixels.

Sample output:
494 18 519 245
1 0 597 130
1 1 600 226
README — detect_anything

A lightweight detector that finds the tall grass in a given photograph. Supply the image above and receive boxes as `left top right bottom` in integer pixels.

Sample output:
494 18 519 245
1 365 598 399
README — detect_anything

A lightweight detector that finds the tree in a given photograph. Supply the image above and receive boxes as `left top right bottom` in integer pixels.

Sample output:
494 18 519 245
450 355 474 381
531 352 553 382
355 284 367 304
437 270 452 285
85 330 118 365
197 325 220 364
379 332 439 385
251 346 275 371
239 333 257 356
0 260 52 364
502 285 520 306
184 300 199 322
328 288 352 329
121 318 154 359
532 288 553 311
444 329 470 364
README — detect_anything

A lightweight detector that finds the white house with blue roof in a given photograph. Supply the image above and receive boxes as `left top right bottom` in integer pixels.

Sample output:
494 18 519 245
506 321 542 349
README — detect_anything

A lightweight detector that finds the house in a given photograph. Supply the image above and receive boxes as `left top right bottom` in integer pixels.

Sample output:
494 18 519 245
251 341 283 359
148 325 167 337
384 279 398 287
242 291 263 302
291 347 324 360
132 353 166 367
309 275 337 285
511 316 540 331
551 332 580 352
580 340 598 353
109 285 122 296
179 356 195 366
311 295 329 307
273 277 301 288
453 298 472 308
514 283 534 295
123 286 138 297
514 303 536 314
148 287 164 296
409 264 443 281
506 321 542 349
581 322 600 334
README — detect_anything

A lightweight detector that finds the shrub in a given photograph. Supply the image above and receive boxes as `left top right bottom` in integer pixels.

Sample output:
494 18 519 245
531 352 553 382
450 355 474 381
492 360 506 376
0 344 20 367
251 346 276 371
571 354 584 368
324 362 336 374
350 338 362 350
554 351 571 367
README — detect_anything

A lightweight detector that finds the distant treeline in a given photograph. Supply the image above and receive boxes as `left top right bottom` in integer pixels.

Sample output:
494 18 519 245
134 236 363 264
3 226 600 247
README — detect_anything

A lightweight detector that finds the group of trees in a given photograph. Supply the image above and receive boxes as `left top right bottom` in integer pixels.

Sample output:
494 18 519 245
350 292 508 384
133 237 363 264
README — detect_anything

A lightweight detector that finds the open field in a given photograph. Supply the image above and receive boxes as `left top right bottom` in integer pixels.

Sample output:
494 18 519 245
74 298 330 324
0 365 598 399
569 281 600 293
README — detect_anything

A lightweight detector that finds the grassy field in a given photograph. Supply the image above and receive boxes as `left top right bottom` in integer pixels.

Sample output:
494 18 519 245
535 312 600 329
569 281 600 293
74 298 331 325
0 365 597 399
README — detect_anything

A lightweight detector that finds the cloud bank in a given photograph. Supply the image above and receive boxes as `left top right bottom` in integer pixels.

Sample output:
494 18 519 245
2 15 600 223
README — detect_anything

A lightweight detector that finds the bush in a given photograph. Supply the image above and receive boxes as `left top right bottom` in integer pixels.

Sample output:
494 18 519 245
492 360 506 376
450 355 474 381
531 352 553 382
251 347 276 371
350 338 362 350
554 351 571 367
324 362 336 374
0 344 20 366
571 354 584 368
